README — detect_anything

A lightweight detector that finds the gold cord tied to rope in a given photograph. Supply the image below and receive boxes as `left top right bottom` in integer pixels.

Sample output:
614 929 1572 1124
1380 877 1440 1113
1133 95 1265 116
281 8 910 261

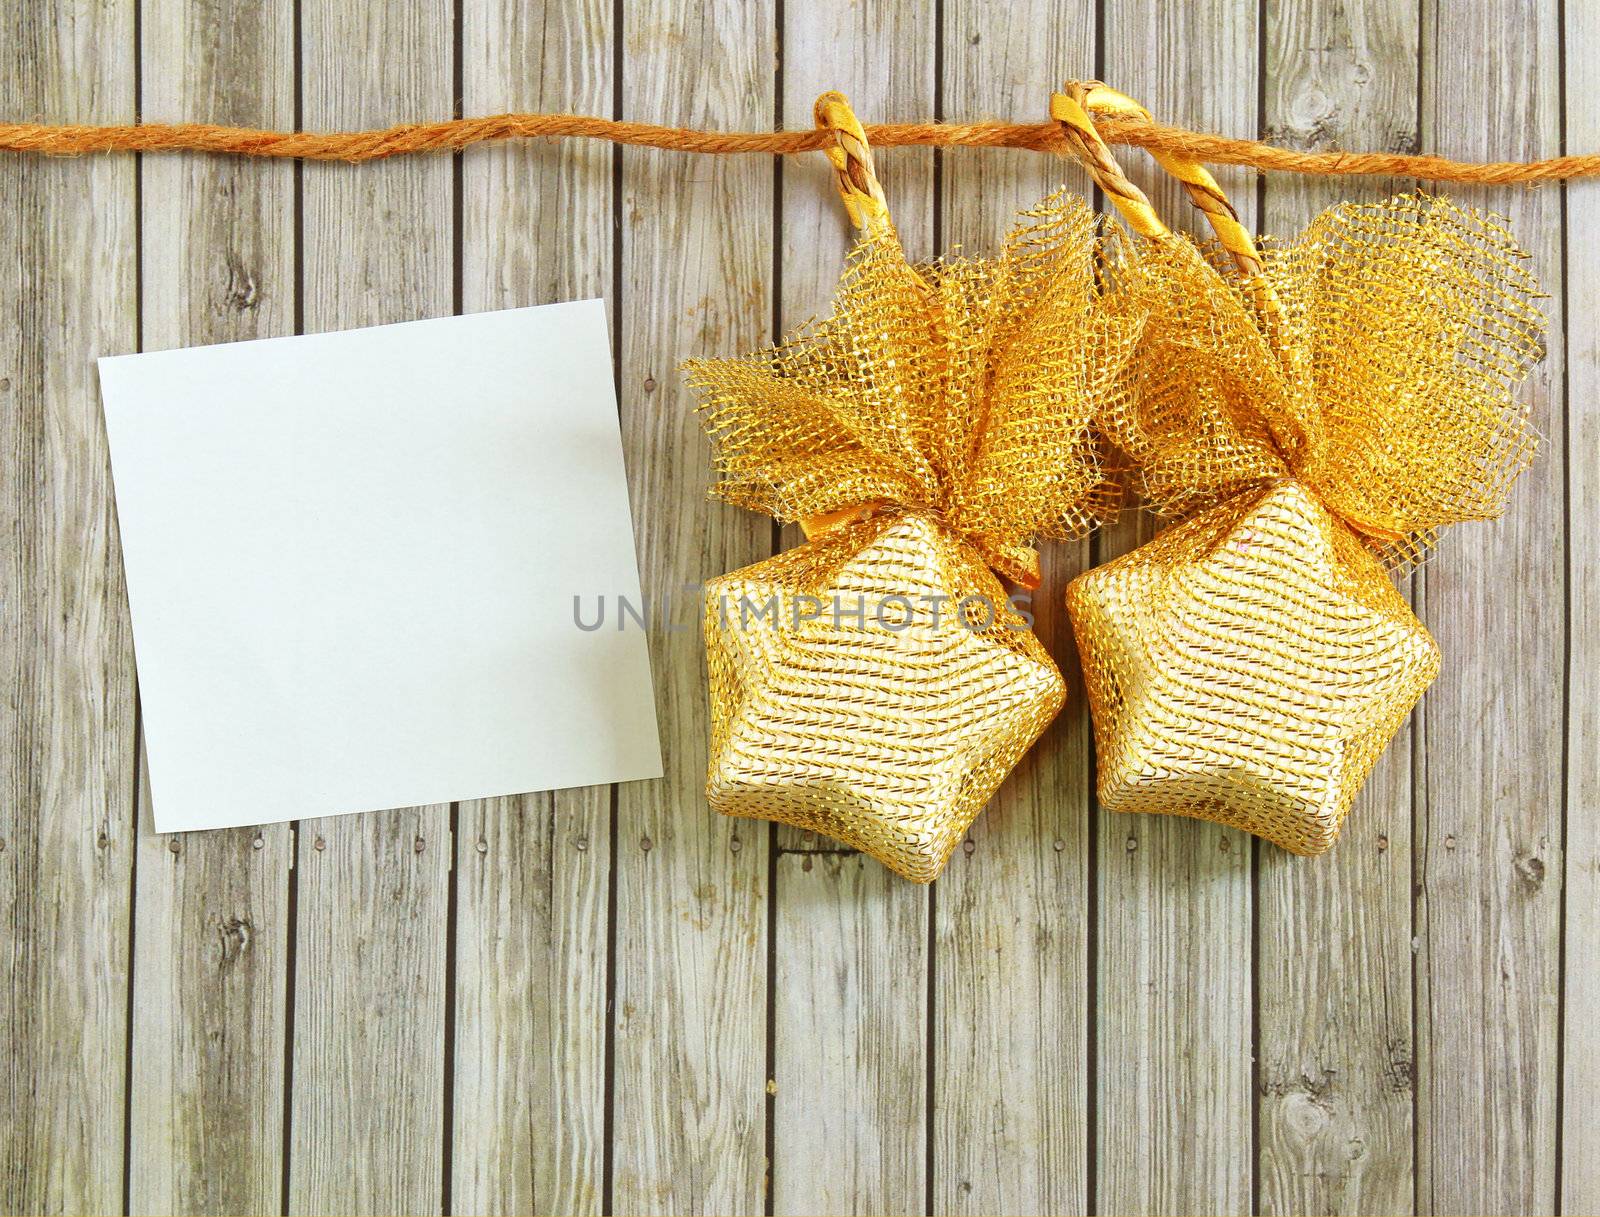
685 90 1135 881
1051 79 1545 856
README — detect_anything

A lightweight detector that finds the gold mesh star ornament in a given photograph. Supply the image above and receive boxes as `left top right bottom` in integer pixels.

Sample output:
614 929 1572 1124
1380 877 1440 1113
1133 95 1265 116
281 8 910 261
1043 80 1542 857
684 91 1136 881
1053 81 1543 855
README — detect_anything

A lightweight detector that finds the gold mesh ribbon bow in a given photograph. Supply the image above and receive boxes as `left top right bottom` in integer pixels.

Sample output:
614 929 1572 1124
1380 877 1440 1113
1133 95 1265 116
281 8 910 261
683 90 1134 881
1053 81 1544 855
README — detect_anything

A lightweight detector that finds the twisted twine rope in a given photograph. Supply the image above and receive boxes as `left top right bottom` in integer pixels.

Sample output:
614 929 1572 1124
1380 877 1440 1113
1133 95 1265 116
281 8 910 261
2 109 1596 183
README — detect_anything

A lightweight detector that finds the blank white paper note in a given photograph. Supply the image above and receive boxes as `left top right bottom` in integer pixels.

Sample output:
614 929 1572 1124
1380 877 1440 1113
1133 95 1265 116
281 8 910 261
99 300 662 832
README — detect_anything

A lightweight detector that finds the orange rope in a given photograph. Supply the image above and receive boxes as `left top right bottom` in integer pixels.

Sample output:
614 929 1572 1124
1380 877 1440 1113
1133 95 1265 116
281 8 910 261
0 110 1595 183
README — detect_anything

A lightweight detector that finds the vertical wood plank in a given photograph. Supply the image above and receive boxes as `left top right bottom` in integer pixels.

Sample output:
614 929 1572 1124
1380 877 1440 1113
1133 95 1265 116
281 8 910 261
0 3 138 1214
610 0 775 1211
451 798 610 1215
290 1 454 1212
1097 4 1259 1213
772 853 928 1214
451 2 614 1212
1563 1 1599 1210
131 789 292 1214
1255 4 1419 1214
1417 1 1565 1212
290 817 451 1215
764 9 933 1215
935 5 1097 1212
128 0 295 1210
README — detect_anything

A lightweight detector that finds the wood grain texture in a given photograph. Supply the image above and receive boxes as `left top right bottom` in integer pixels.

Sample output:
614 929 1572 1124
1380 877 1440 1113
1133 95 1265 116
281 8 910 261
772 853 927 1215
609 0 774 1210
1563 2 1599 1210
452 2 613 1212
452 796 610 1215
289 0 454 1212
130 772 291 1215
1255 3 1418 1214
0 4 1589 1213
764 8 933 1215
128 1 295 1210
289 818 451 1214
1417 1 1566 1213
1096 4 1259 1214
0 3 138 1214
934 4 1097 1212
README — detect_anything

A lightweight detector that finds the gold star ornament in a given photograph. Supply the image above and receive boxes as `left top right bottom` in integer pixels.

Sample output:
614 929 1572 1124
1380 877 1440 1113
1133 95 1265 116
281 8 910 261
684 92 1134 881
1050 82 1543 853
1063 99 1543 853
705 513 1064 881
1069 479 1442 854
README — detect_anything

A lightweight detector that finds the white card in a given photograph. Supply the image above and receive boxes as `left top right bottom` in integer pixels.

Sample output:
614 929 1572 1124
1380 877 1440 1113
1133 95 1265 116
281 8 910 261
100 300 663 832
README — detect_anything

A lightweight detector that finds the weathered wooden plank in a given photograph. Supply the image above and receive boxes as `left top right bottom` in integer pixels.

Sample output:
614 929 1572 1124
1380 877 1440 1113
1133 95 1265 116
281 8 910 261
451 796 610 1215
0 3 138 1213
1096 4 1259 1213
771 853 927 1214
289 2 455 1212
130 775 291 1214
1563 3 1599 1210
1416 2 1565 1213
127 1 295 1210
761 10 934 1215
289 816 451 1214
934 5 1097 1212
1254 3 1418 1213
609 0 775 1211
450 2 614 1213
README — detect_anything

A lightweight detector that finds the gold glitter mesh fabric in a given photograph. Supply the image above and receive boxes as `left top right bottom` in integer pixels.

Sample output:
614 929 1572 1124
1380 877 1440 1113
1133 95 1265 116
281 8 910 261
687 189 1132 580
1071 192 1544 854
686 189 1133 881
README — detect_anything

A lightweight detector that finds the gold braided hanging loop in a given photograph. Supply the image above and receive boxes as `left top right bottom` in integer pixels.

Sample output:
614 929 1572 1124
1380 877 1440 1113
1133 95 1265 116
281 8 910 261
813 91 892 234
1053 82 1544 855
1069 81 1262 275
1048 86 1169 244
688 90 1136 881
